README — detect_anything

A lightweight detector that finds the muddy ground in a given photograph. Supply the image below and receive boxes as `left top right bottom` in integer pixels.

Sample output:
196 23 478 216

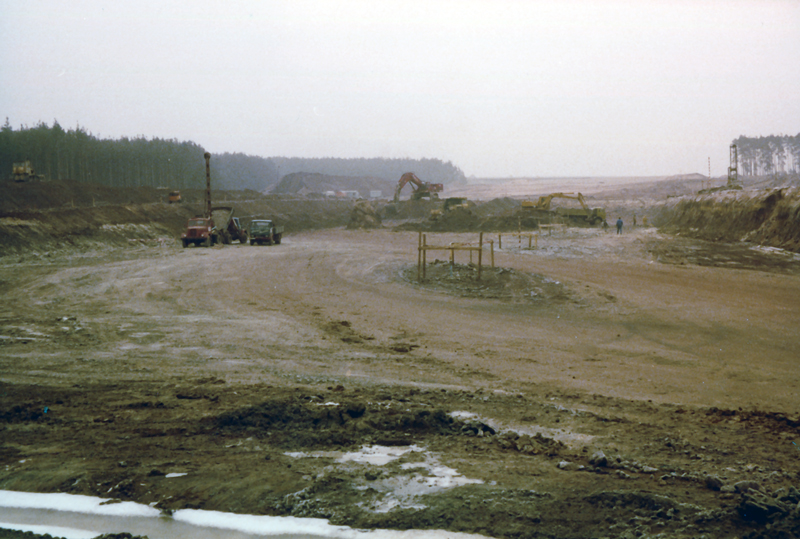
1 180 800 539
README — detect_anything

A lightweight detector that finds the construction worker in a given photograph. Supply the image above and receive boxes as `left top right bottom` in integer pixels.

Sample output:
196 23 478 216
616 217 623 235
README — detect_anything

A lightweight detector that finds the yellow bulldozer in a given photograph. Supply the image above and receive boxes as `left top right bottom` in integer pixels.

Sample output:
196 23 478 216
11 161 45 182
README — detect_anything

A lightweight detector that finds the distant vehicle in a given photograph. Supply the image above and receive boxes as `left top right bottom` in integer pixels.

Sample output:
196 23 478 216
11 161 45 182
249 219 284 246
180 207 247 247
168 190 182 203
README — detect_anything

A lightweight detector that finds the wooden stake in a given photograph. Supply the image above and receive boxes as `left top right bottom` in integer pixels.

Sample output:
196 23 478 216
417 232 422 281
477 232 483 280
422 233 427 280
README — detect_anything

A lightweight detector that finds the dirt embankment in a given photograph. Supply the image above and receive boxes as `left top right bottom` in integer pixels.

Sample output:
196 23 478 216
654 188 800 252
0 180 359 256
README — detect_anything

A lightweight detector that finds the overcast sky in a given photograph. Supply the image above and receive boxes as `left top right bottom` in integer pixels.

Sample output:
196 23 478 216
2 0 798 177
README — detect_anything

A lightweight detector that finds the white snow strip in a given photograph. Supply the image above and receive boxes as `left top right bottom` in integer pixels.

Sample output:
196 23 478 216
174 509 346 536
0 490 160 517
165 472 188 478
0 522 96 539
177 508 493 537
0 490 495 539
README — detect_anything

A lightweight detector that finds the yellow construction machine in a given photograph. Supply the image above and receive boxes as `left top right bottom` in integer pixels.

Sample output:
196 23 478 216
522 192 606 225
11 161 45 182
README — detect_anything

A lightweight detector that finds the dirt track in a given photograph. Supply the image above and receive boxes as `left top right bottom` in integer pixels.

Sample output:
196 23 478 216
2 225 800 538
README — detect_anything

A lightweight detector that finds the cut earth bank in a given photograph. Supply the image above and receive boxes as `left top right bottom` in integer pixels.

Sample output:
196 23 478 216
1 186 800 539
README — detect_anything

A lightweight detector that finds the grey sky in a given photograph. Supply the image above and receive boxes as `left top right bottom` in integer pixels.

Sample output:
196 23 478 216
2 0 798 177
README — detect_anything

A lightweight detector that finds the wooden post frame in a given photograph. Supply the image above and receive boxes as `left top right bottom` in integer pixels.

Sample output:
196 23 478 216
417 232 488 282
497 232 538 250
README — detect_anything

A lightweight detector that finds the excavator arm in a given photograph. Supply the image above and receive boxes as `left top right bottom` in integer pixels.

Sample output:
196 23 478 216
394 172 428 203
532 192 589 210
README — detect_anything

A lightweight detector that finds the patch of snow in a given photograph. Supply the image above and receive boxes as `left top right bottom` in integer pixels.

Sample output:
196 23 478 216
0 490 160 517
0 522 95 539
0 490 493 539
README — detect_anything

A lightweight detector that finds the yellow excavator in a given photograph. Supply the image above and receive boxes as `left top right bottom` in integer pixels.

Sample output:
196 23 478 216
393 172 443 203
522 192 606 225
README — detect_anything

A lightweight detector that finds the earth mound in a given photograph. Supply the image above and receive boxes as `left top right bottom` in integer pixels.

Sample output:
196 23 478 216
656 187 800 252
346 200 382 229
402 261 577 304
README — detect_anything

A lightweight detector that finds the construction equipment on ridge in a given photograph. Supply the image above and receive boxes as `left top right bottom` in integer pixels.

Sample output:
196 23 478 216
521 192 606 225
393 172 443 203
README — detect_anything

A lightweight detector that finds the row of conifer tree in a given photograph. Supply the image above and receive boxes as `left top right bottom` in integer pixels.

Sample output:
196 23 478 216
0 119 466 191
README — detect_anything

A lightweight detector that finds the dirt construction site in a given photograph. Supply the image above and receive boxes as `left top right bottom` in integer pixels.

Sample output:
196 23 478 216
1 177 800 539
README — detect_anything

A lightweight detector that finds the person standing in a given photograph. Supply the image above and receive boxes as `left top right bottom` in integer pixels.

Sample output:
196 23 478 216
616 217 623 234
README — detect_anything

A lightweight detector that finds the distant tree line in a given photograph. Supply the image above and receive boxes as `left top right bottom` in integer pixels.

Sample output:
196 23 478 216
0 119 466 191
733 134 800 176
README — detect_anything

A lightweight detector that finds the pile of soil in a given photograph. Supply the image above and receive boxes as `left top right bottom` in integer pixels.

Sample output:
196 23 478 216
346 200 382 229
380 199 440 220
402 261 576 304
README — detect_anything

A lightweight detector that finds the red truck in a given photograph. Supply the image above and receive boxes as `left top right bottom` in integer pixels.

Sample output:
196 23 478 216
181 217 216 247
180 207 248 248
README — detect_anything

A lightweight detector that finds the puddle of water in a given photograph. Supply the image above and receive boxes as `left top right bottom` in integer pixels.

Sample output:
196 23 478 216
286 446 484 514
355 460 484 513
0 490 493 539
337 445 424 466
